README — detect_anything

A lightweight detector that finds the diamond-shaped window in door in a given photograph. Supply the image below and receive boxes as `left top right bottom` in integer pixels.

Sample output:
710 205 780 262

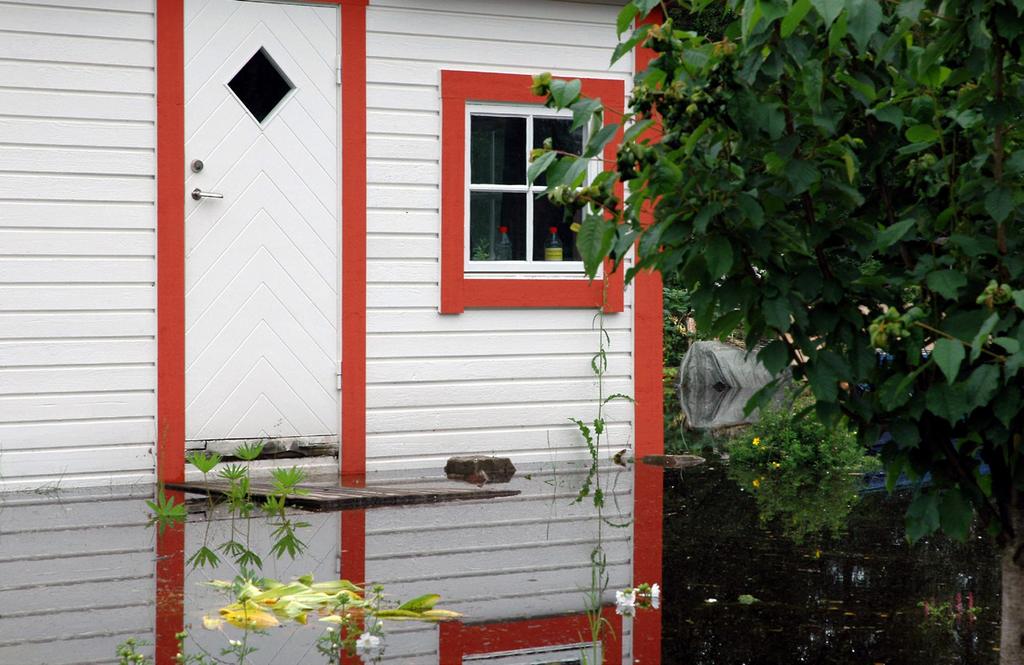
228 48 294 123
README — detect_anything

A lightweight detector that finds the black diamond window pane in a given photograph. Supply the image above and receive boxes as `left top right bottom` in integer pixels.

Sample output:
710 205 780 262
229 49 293 123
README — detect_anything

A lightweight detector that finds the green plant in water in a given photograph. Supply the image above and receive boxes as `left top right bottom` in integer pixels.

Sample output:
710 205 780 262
137 447 459 665
147 488 186 536
727 396 880 543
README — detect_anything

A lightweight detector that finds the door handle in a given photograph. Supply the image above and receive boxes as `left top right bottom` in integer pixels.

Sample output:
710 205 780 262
191 188 224 201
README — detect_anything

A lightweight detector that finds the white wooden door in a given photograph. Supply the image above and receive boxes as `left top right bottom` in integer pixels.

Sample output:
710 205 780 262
184 0 340 445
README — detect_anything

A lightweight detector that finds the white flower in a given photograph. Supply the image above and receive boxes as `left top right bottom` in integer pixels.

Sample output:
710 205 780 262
651 583 661 609
228 639 242 648
355 632 383 662
705 597 718 604
615 588 637 616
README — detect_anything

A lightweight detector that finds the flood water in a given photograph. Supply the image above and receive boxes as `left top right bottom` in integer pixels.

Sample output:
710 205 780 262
660 460 1001 665
0 457 1003 664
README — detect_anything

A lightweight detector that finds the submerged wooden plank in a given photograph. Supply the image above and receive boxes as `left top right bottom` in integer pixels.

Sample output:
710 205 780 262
165 479 519 511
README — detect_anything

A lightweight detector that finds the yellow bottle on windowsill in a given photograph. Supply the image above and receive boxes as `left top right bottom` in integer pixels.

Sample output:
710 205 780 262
544 226 563 261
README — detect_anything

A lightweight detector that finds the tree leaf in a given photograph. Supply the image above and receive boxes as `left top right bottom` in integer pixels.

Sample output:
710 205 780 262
764 297 792 332
926 270 967 299
736 193 765 228
938 490 973 542
802 59 823 114
925 383 969 423
570 98 603 132
906 492 940 543
616 2 640 36
966 363 1000 410
742 0 764 39
845 0 883 53
526 150 557 184
782 0 813 37
811 0 845 27
623 118 654 143
583 123 619 158
870 105 904 128
576 213 615 278
969 312 999 362
905 124 939 144
828 10 848 50
705 236 734 277
931 338 965 384
785 159 819 194
985 185 1014 223
876 219 916 250
758 339 790 375
549 79 581 108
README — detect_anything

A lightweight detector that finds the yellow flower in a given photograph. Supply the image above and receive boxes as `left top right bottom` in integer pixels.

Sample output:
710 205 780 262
770 462 781 469
201 615 224 631
752 437 761 447
752 478 761 488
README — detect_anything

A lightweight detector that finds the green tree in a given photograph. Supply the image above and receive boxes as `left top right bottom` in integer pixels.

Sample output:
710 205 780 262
530 1 1024 661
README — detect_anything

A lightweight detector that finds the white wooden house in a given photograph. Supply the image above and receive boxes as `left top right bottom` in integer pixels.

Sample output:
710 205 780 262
0 0 664 492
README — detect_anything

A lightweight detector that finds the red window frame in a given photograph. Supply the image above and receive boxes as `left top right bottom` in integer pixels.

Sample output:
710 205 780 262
440 70 625 314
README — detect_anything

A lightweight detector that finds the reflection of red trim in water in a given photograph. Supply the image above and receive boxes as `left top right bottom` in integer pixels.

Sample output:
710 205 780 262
154 492 186 665
439 608 622 664
632 7 666 665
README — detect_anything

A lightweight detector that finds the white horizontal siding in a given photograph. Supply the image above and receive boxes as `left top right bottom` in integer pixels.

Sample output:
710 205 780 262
365 467 634 662
365 0 633 471
0 488 154 665
0 0 156 491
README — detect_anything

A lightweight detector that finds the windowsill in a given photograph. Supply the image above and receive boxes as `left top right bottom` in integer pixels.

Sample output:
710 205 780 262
440 70 626 314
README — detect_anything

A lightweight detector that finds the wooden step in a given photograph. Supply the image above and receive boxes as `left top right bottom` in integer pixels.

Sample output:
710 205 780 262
165 479 520 511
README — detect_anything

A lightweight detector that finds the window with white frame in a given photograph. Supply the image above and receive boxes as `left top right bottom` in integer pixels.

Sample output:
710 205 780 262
465 104 589 273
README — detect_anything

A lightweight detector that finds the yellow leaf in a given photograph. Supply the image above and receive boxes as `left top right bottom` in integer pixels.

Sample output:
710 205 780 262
220 608 279 630
843 151 856 184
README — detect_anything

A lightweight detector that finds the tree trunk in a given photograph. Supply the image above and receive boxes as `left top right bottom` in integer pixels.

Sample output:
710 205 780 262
1001 495 1024 665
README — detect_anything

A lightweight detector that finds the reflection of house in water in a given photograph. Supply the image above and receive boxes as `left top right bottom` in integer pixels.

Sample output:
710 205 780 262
0 463 665 664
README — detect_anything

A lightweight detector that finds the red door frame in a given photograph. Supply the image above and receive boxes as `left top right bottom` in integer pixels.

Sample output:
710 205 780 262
154 1 367 662
155 0 369 486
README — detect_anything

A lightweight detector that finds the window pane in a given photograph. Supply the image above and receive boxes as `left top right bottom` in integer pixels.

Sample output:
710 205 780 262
470 192 526 261
532 117 584 187
228 48 293 123
533 196 580 262
471 116 526 185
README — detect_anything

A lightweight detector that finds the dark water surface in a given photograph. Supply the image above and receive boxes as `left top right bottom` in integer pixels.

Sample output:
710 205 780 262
0 457 1004 664
659 461 1001 665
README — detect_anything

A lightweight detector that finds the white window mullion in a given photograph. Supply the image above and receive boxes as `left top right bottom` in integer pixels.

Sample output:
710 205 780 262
525 114 534 265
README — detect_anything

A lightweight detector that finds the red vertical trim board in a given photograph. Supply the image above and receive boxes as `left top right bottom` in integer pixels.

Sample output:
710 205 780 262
339 0 368 477
154 2 186 661
156 0 185 486
439 70 625 314
439 609 622 664
632 7 666 665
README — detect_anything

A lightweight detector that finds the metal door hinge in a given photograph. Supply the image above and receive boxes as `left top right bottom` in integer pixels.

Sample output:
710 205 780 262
336 55 342 85
336 364 342 391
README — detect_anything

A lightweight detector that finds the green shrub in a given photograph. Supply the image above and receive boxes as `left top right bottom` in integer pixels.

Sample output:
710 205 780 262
727 397 872 473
